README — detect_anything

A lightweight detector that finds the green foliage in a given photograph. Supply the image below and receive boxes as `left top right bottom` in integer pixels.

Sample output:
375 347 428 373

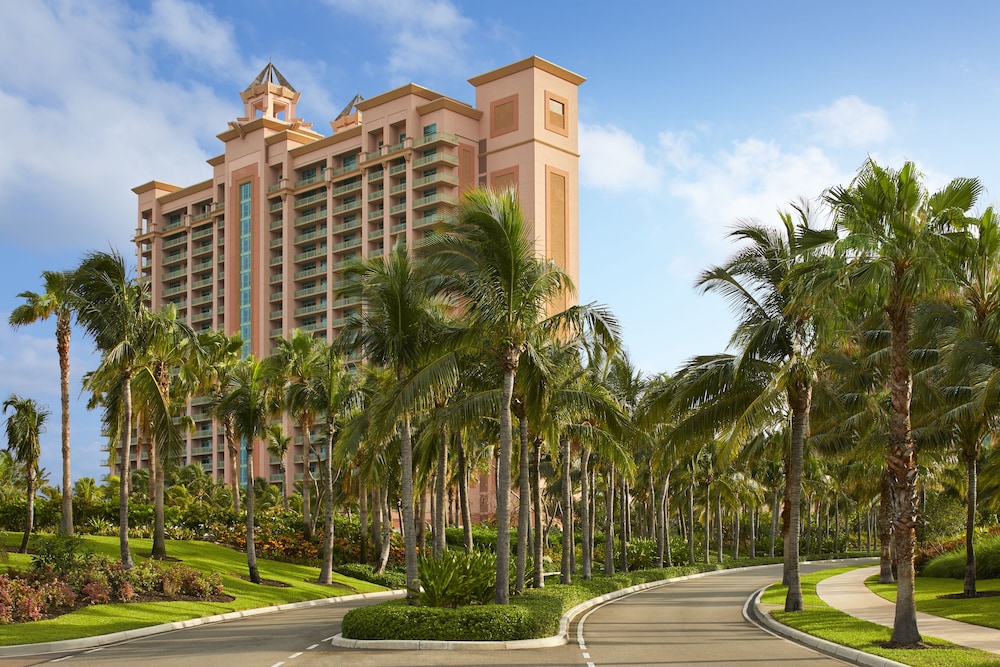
342 560 751 641
334 563 406 589
417 550 495 608
341 599 543 641
30 533 92 577
922 532 1000 579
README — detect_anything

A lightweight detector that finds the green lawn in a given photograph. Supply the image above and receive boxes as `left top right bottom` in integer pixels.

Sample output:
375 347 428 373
0 534 385 646
762 566 999 667
868 576 1000 630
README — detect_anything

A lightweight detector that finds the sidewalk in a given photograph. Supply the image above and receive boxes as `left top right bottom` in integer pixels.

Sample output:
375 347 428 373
816 565 1000 655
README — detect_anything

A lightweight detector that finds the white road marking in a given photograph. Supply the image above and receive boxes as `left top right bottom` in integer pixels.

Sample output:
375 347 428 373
323 635 336 642
269 663 284 667
307 644 319 650
49 657 72 663
84 648 103 653
288 652 303 659
582 652 590 658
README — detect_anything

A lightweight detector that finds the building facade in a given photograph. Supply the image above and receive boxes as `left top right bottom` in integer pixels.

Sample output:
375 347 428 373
131 56 582 520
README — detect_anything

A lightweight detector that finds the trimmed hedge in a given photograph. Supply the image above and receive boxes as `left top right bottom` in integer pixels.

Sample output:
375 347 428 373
341 560 778 641
334 563 407 589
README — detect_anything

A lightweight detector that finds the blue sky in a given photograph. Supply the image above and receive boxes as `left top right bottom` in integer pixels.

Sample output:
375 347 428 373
2 0 1000 483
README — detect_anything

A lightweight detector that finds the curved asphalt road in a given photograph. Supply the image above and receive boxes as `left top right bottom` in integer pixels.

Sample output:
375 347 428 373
3 562 849 667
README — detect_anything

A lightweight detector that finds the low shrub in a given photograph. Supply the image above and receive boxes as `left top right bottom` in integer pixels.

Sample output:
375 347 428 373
417 550 495 607
335 563 406 589
922 531 1000 579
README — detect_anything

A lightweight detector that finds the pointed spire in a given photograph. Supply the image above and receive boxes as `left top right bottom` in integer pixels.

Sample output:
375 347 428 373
247 62 296 93
336 92 365 120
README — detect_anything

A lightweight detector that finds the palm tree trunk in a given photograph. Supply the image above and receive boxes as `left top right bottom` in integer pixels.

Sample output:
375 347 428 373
783 380 810 612
770 486 778 558
494 361 516 604
359 477 368 564
119 371 134 569
604 465 615 575
662 473 672 567
226 415 240 513
515 416 530 592
620 479 628 572
560 437 572 584
319 430 336 584
57 315 73 536
245 441 260 584
152 437 167 559
733 504 740 560
887 306 921 645
532 440 544 588
457 433 473 551
687 481 695 565
581 445 592 579
716 489 723 563
301 418 314 540
878 470 894 582
20 468 34 553
964 445 978 597
434 427 447 558
399 414 419 604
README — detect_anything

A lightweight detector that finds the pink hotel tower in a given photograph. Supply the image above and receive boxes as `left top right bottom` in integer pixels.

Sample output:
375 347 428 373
131 56 582 522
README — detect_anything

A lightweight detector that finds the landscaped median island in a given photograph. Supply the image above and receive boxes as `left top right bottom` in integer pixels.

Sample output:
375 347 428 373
760 566 999 667
0 534 385 647
340 556 783 643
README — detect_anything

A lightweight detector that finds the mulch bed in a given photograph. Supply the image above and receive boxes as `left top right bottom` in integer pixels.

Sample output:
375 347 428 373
938 590 1000 599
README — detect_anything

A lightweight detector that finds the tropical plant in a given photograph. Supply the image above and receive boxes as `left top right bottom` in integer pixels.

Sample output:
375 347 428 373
2 395 49 553
817 159 983 644
215 355 283 584
337 242 458 602
9 269 77 535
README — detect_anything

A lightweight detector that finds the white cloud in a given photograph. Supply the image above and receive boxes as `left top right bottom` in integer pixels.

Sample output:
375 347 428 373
580 124 662 193
142 0 242 72
798 95 893 148
322 0 474 83
0 1 238 251
658 132 847 252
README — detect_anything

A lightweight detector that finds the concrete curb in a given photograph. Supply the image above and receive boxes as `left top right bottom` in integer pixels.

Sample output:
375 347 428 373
747 578 909 667
0 589 405 658
331 561 790 650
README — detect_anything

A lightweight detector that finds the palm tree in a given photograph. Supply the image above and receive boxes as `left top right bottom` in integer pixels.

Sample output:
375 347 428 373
3 395 49 553
820 159 982 644
657 206 824 611
273 330 323 538
216 356 283 584
265 423 291 510
427 186 612 604
197 331 245 511
337 243 458 603
73 249 155 569
9 269 76 535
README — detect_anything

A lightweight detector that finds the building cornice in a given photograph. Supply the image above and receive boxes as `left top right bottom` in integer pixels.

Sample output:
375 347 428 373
480 137 580 159
416 97 483 120
158 179 213 204
468 56 586 87
206 154 225 166
132 180 182 196
356 83 442 111
289 124 363 158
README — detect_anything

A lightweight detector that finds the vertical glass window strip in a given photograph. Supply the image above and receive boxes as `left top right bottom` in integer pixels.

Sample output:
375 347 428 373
238 181 253 486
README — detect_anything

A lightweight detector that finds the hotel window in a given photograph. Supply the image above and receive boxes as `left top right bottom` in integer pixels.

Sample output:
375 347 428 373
423 123 436 136
342 154 356 169
545 92 569 136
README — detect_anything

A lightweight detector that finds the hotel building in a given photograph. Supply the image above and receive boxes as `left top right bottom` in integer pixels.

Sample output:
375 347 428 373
131 56 582 518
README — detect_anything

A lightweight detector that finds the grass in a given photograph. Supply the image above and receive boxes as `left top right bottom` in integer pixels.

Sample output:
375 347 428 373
0 533 385 646
761 566 998 667
868 576 1000 630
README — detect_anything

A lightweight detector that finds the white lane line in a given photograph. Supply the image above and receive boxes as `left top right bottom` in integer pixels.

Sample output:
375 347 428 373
270 663 285 667
323 635 336 642
84 648 103 653
306 644 319 650
288 652 303 659
582 652 590 659
587 663 596 667
49 657 72 663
